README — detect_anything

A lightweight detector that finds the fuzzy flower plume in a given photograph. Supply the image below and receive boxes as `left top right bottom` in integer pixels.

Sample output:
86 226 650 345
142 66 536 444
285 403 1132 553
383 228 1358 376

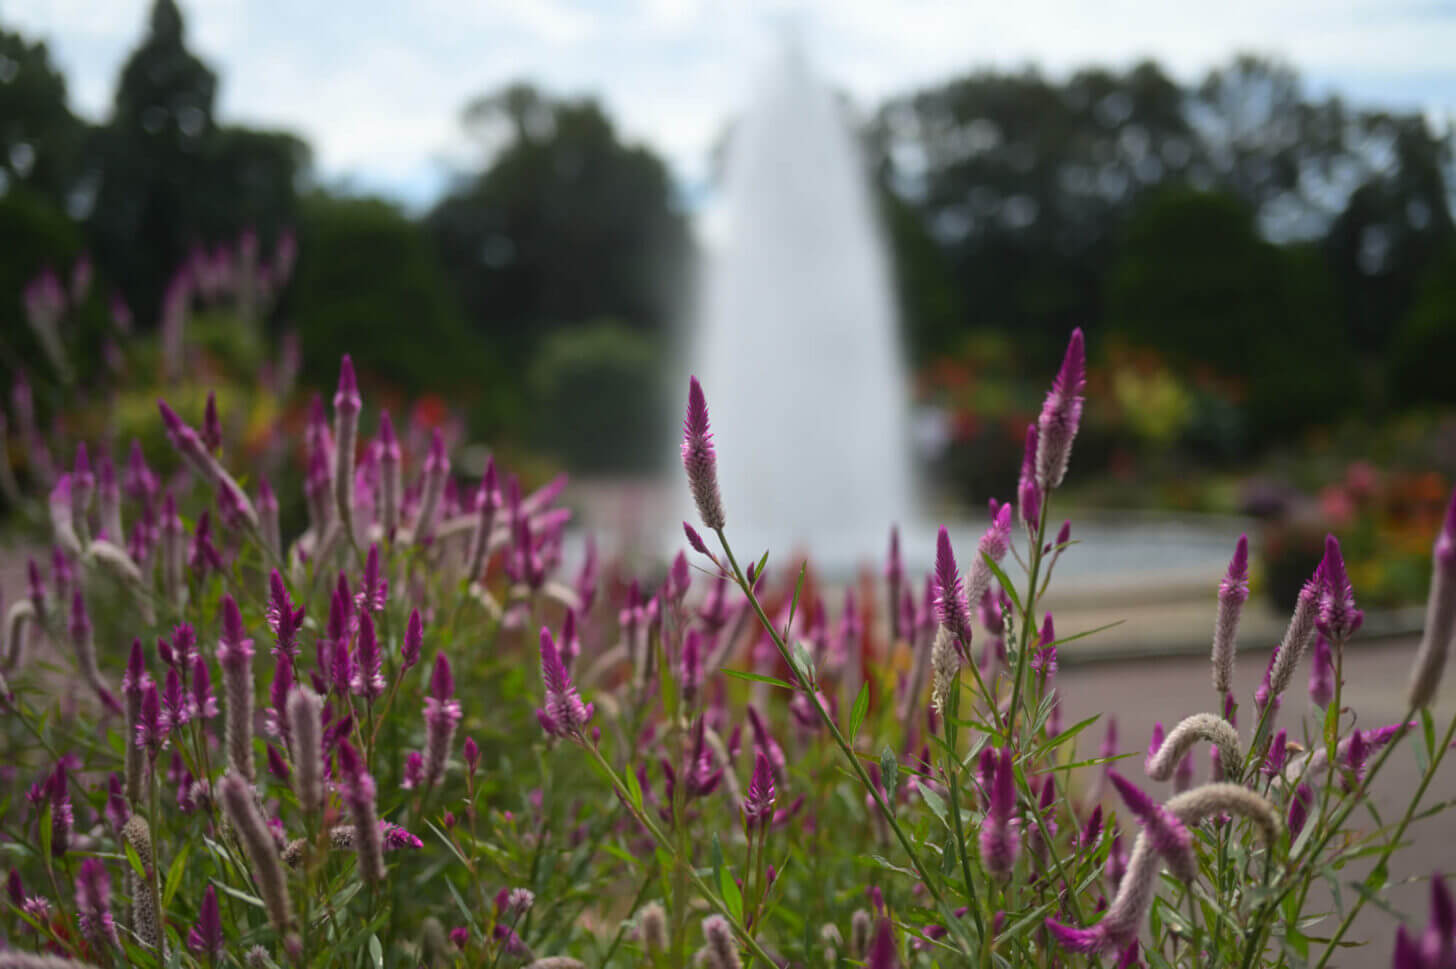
351 611 385 700
1035 327 1085 490
965 504 1013 612
218 772 294 937
933 527 974 651
1410 489 1456 709
332 355 362 537
1211 534 1249 695
266 569 304 661
698 915 742 969
1166 783 1282 845
681 376 725 530
157 399 257 529
121 814 160 950
287 686 323 814
1108 772 1195 882
422 653 461 789
979 746 1019 879
376 409 402 536
1317 534 1362 642
929 625 960 715
1309 634 1335 709
68 590 116 711
538 626 593 739
1046 833 1160 955
413 429 449 545
217 595 256 782
1144 713 1242 783
337 740 385 883
122 639 149 802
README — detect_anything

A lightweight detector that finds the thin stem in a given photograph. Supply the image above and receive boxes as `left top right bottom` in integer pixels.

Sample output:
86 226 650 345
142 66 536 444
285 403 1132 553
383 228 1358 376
942 683 986 938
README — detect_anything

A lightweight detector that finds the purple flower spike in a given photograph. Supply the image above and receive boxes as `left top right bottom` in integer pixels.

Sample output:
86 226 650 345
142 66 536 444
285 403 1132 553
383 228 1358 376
188 883 224 957
75 856 118 947
137 681 167 754
422 653 462 789
402 609 423 671
267 570 305 661
538 626 592 739
202 391 222 453
744 749 776 832
866 916 899 969
683 521 712 557
1421 873 1455 967
1108 772 1195 882
351 612 384 700
1317 535 1362 642
979 747 1019 879
1036 327 1086 490
333 354 361 415
682 376 725 530
933 527 974 651
217 595 256 782
1288 783 1314 839
463 737 480 777
337 740 385 883
1212 534 1250 695
1309 634 1334 709
1017 423 1042 528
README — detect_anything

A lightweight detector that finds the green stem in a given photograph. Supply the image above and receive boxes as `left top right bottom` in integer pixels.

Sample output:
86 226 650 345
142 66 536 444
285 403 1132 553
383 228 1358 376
714 528 978 958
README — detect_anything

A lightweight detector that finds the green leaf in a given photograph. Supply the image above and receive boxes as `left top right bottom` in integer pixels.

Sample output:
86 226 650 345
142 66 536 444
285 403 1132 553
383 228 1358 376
880 746 899 805
39 803 52 864
163 842 191 910
754 550 770 583
720 669 796 691
790 640 815 685
849 683 870 741
423 819 472 869
981 553 1023 614
919 786 950 828
940 841 956 877
1424 708 1437 759
368 934 384 969
123 839 147 882
211 878 265 909
787 562 807 633
1324 700 1339 760
719 862 742 922
625 766 644 812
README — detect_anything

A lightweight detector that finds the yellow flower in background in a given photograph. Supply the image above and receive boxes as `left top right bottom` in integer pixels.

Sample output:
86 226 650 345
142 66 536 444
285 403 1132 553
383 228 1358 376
1112 365 1193 446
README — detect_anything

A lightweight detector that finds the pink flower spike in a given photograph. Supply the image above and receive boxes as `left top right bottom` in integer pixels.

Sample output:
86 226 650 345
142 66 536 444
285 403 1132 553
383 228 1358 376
333 354 361 415
187 883 223 957
1035 327 1086 490
934 526 973 650
681 376 725 530
538 626 592 739
1317 534 1362 642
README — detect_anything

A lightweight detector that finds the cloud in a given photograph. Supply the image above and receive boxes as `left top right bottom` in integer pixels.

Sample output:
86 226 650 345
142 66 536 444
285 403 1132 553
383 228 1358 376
6 0 1455 206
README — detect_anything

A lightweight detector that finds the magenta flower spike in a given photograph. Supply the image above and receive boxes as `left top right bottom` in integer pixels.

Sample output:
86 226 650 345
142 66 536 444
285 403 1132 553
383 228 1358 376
866 916 899 969
1288 783 1314 839
1309 634 1335 709
202 391 222 453
75 856 118 947
124 438 156 500
537 626 592 740
162 666 190 732
1107 772 1195 882
979 747 1019 879
680 628 704 706
669 550 692 603
682 376 726 530
965 504 1014 613
360 544 388 613
1419 873 1456 967
423 653 462 789
188 883 224 957
46 762 73 857
158 400 215 482
1017 423 1042 528
137 681 167 755
1211 534 1250 695
352 612 384 700
744 749 776 832
191 653 218 721
402 608 423 671
933 527 974 652
1316 534 1363 643
1035 327 1086 490
267 569 305 661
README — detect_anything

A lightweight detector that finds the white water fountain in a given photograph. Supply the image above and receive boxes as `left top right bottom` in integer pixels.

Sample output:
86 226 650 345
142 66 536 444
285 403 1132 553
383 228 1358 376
684 48 919 572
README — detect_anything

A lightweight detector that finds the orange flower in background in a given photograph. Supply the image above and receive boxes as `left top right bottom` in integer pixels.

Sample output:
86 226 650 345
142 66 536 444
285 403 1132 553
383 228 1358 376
411 394 448 431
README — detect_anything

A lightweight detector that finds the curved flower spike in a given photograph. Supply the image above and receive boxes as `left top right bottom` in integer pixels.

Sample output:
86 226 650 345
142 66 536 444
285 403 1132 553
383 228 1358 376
1144 713 1241 784
1165 783 1282 846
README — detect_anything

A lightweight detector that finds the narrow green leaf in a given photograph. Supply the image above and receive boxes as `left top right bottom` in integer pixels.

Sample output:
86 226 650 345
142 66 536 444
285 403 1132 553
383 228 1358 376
719 863 742 922
1424 708 1437 759
210 878 265 909
880 746 899 805
919 786 950 828
163 842 191 910
368 934 384 969
39 803 52 864
787 562 807 633
981 553 1023 614
423 819 472 869
1324 700 1339 759
720 669 796 691
849 683 870 740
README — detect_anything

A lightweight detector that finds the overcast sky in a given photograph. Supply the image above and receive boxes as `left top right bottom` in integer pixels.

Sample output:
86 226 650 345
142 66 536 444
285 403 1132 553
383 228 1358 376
7 0 1456 210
